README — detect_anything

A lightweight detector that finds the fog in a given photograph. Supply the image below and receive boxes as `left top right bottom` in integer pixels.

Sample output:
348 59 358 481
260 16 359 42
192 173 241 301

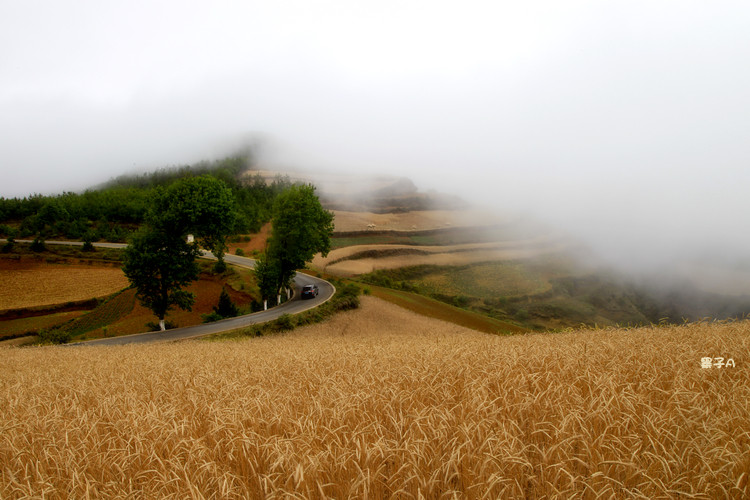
2 1 749 278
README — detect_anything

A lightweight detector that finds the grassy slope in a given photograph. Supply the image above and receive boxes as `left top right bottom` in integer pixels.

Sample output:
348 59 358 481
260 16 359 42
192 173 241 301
368 284 528 334
2 296 747 498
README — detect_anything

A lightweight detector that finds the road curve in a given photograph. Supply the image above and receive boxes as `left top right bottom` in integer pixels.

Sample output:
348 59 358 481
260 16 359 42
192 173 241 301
14 240 335 345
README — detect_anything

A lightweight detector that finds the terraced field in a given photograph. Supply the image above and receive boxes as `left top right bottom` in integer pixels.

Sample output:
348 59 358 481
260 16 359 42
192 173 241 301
315 237 569 276
0 260 129 310
415 261 552 298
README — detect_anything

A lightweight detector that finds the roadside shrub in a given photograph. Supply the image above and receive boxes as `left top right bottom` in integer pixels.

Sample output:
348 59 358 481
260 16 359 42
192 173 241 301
38 329 72 345
235 248 245 256
334 295 360 312
453 295 471 308
1 238 14 253
30 237 46 252
82 239 95 252
202 311 224 323
272 314 295 332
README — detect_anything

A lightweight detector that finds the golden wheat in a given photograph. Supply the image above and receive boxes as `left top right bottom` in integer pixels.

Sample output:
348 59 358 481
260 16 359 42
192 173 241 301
1 297 748 498
0 263 128 310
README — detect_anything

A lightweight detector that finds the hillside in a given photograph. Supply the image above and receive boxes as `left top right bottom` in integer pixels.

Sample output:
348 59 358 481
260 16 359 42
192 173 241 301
1 296 747 497
263 169 750 330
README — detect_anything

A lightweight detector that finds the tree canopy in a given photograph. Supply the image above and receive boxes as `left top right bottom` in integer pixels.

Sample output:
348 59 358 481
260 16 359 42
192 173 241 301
258 184 334 305
122 228 201 331
150 175 237 270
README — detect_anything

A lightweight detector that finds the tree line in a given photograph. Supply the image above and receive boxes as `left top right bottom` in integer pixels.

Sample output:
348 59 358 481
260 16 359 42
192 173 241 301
0 155 291 242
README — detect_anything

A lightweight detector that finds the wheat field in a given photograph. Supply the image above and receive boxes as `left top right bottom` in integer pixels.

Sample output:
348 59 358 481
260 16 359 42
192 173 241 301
0 262 129 310
1 297 748 498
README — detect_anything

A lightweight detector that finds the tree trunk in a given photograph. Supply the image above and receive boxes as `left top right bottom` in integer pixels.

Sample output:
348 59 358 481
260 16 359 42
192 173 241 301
263 299 268 311
286 288 291 300
277 294 281 305
159 318 166 331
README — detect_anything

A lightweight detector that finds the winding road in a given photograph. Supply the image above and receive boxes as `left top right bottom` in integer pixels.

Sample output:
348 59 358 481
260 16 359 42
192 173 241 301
15 240 335 346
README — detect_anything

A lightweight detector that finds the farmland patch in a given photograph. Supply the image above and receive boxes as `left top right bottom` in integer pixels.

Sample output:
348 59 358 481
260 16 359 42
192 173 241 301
0 260 129 310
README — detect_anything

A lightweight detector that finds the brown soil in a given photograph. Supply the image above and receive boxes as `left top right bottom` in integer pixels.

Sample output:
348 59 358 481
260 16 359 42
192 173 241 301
88 272 257 339
226 222 272 255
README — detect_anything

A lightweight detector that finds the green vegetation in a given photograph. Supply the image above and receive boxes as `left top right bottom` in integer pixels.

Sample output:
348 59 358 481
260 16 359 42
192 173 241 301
0 241 125 262
202 289 239 323
121 171 285 331
123 226 202 331
0 154 291 242
415 261 551 298
367 284 527 335
23 289 136 344
209 282 361 340
256 184 334 307
62 289 137 338
331 224 541 249
356 259 693 330
38 328 72 345
149 175 237 271
0 311 85 341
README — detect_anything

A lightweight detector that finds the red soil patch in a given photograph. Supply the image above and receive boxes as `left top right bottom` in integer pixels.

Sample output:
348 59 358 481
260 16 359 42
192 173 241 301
84 273 258 339
227 222 272 255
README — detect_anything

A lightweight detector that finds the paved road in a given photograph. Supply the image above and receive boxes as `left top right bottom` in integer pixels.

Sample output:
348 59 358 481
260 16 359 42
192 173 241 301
11 240 335 345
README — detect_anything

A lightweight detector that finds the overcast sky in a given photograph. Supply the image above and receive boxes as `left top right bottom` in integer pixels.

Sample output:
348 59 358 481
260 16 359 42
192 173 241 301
1 0 749 272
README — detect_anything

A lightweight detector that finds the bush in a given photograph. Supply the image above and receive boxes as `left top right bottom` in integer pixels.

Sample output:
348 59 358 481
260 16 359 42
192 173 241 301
214 288 239 318
202 311 224 323
1 238 14 253
272 314 295 332
38 329 72 345
30 237 46 252
235 248 245 256
334 295 360 311
82 239 95 252
0 224 16 238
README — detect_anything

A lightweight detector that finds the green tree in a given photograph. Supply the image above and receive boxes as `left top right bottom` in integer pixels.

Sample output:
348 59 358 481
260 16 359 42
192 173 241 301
214 288 239 318
150 175 237 271
254 251 282 310
266 184 334 299
122 228 201 331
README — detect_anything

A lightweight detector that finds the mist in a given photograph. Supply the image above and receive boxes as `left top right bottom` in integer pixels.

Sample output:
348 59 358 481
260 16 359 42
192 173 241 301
2 0 749 281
